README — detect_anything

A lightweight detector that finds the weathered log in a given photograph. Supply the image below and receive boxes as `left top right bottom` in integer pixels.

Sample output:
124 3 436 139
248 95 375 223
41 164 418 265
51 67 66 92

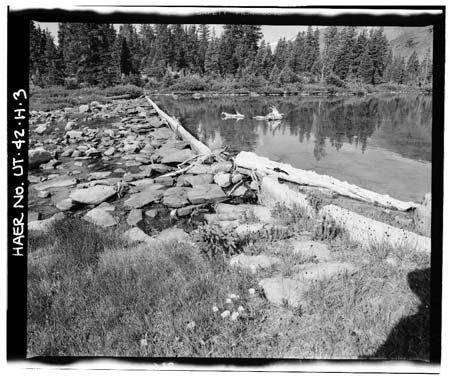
319 204 431 252
235 151 418 211
145 96 211 156
260 176 315 217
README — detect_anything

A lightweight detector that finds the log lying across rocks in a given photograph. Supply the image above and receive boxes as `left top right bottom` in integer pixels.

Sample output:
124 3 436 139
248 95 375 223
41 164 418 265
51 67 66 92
235 151 419 211
145 96 211 156
319 204 431 253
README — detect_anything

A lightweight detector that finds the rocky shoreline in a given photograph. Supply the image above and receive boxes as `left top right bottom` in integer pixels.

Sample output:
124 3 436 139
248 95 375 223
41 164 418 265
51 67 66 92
28 96 431 308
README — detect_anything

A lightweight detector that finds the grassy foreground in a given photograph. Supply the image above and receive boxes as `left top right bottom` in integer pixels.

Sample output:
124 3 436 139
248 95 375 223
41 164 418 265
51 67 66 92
27 209 430 360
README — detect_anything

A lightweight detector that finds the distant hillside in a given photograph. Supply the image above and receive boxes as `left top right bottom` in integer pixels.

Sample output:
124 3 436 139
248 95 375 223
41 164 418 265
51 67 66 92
266 26 433 61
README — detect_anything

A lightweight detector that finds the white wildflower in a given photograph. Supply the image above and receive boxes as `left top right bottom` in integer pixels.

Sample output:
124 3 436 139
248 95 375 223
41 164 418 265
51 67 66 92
231 312 240 321
212 305 219 313
221 310 230 318
229 293 237 299
225 298 232 304
238 305 244 313
248 288 255 295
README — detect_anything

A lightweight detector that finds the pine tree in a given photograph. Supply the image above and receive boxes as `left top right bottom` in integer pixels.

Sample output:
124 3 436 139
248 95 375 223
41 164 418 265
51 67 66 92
204 33 221 76
358 45 374 84
406 51 420 84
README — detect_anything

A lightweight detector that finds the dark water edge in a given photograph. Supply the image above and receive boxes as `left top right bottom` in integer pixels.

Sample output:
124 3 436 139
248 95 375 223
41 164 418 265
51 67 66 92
154 94 431 203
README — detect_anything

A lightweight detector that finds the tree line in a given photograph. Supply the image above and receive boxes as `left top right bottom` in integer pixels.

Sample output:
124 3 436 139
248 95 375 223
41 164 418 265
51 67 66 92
30 22 433 90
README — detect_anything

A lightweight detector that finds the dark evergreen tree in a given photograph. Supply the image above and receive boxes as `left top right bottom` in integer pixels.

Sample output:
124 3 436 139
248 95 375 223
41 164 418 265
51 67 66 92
406 51 420 84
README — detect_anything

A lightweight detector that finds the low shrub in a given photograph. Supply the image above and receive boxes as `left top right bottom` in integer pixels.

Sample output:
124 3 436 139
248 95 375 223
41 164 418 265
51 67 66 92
103 84 143 98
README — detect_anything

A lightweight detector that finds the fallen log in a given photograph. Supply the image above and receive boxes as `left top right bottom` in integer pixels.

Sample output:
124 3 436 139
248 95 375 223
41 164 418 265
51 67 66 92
145 96 211 156
319 204 431 253
260 176 315 218
235 151 418 211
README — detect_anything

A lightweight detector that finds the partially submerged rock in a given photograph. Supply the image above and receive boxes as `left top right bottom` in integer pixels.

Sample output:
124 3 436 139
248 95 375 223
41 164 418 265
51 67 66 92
124 184 164 208
29 148 52 169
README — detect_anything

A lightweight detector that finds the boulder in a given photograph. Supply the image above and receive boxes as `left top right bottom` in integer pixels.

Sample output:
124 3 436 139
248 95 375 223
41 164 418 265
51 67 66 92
212 161 233 173
123 227 155 244
66 130 84 140
214 173 232 188
84 208 118 227
28 212 65 232
258 277 307 308
88 171 112 181
231 173 244 184
35 124 48 134
79 104 90 113
124 184 164 208
154 176 174 187
145 209 158 218
29 148 52 169
55 198 74 211
163 187 189 208
127 209 143 226
187 184 227 205
103 147 116 156
70 185 117 205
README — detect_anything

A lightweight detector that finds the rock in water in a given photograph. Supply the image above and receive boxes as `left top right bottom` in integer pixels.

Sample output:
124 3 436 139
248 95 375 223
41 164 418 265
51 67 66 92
33 175 78 191
70 185 117 205
187 184 228 204
84 208 118 227
29 148 52 169
414 193 431 237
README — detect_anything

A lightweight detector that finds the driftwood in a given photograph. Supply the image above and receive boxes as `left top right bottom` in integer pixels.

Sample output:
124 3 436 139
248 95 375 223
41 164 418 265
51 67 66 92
221 111 245 120
145 96 211 156
260 176 315 217
319 204 431 252
253 106 284 121
235 151 419 211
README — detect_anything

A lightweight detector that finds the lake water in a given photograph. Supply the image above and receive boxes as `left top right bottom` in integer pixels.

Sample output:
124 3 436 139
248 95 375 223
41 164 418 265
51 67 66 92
154 94 432 203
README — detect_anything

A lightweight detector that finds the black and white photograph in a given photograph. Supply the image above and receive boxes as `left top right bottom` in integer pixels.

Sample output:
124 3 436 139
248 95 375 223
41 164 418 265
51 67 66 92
5 3 445 374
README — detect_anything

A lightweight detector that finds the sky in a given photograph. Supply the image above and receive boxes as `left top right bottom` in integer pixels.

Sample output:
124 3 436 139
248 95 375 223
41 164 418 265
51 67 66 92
36 22 308 46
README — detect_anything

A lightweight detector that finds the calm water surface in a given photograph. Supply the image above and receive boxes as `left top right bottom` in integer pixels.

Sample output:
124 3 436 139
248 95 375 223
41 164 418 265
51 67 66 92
155 94 432 202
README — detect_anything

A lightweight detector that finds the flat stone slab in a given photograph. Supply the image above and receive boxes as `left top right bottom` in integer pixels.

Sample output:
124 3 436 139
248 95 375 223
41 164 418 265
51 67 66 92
127 209 143 226
28 213 65 233
259 277 307 308
70 185 117 205
129 178 155 190
230 254 281 273
150 128 173 141
84 208 118 227
181 174 214 187
156 227 190 243
295 262 357 282
187 184 227 205
186 164 213 175
34 175 78 191
88 171 112 181
76 178 122 188
123 227 155 244
124 184 164 208
289 239 332 262
163 187 189 208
